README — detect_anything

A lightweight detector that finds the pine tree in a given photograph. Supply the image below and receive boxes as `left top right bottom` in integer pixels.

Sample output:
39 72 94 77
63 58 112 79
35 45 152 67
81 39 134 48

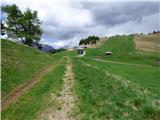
2 4 43 46
1 20 5 35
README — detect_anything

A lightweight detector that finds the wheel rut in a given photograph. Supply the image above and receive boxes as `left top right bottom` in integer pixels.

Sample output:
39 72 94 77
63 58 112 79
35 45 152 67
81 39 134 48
1 64 55 110
93 58 153 67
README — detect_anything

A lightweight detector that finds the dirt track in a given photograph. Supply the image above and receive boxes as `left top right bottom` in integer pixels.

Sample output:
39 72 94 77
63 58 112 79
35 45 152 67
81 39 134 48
50 58 75 120
1 64 55 110
39 58 76 120
93 58 153 68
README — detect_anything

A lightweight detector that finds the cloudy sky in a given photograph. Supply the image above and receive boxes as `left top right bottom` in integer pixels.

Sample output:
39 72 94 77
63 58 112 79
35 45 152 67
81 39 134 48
1 0 160 48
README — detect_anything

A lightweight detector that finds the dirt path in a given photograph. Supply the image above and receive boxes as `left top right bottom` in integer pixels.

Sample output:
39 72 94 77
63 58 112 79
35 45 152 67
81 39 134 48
1 64 55 110
39 58 76 120
51 58 75 120
92 58 153 68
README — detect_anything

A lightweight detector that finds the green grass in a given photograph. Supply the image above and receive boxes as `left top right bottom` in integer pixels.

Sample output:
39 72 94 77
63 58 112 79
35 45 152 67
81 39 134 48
2 64 66 120
72 57 160 120
2 34 160 120
82 57 160 98
71 34 160 119
1 39 61 98
85 35 159 66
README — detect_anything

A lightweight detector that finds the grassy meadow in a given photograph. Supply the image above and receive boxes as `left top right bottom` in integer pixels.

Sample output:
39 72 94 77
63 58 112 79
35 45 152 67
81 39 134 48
72 57 160 119
1 39 62 99
2 63 66 120
71 34 160 119
1 34 160 120
86 35 160 66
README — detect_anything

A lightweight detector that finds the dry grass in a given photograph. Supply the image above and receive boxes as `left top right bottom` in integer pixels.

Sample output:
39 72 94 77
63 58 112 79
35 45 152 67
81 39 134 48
134 33 160 52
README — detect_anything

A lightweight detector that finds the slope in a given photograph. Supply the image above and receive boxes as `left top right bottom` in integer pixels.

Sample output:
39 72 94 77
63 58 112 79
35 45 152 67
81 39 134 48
1 39 67 120
86 35 159 66
134 33 160 53
71 34 160 119
1 39 60 99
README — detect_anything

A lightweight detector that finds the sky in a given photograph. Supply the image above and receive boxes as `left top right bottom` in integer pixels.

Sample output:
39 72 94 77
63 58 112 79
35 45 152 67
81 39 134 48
1 0 160 48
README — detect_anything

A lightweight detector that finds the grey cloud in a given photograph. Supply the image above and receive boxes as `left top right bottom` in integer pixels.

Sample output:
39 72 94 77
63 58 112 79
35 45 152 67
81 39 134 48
82 2 159 26
43 25 86 40
4 1 160 48
42 2 160 43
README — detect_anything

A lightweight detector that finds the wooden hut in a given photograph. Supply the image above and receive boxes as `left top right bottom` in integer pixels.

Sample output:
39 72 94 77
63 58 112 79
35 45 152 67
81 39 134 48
105 51 112 56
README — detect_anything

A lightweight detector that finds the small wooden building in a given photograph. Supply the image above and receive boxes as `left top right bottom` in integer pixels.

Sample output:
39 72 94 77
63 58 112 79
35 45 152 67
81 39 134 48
105 51 112 56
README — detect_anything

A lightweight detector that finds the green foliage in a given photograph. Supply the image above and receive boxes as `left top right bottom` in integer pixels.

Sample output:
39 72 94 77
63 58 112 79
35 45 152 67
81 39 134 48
2 4 43 46
79 35 99 45
2 65 65 120
1 39 60 98
86 35 159 66
72 57 160 120
2 34 160 120
1 20 5 35
72 35 160 119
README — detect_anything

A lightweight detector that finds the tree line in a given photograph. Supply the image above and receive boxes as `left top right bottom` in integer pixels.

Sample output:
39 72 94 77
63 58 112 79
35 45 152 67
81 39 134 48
1 4 43 47
148 30 160 35
79 36 99 45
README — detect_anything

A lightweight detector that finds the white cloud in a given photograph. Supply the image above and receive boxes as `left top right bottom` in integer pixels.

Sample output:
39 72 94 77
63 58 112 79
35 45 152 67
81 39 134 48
40 37 80 49
106 13 160 36
2 0 160 48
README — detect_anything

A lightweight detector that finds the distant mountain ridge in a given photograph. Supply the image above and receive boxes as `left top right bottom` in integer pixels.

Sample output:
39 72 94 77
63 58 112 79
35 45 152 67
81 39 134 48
14 40 55 52
41 44 55 52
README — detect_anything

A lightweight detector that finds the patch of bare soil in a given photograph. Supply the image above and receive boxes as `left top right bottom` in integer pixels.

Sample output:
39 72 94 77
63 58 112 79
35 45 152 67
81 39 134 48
39 58 76 120
1 64 55 110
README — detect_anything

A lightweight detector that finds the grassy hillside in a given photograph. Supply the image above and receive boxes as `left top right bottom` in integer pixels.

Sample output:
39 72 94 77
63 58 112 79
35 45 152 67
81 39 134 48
2 64 66 120
72 57 160 120
1 39 61 99
86 35 159 66
1 39 67 120
1 34 160 120
72 34 160 119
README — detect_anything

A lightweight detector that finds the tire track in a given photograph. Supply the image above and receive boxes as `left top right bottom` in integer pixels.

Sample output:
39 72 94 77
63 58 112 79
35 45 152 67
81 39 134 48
1 64 56 110
92 58 153 68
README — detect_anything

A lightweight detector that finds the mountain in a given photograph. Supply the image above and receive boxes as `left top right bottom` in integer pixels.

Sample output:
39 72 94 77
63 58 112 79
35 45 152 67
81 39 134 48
41 44 55 52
